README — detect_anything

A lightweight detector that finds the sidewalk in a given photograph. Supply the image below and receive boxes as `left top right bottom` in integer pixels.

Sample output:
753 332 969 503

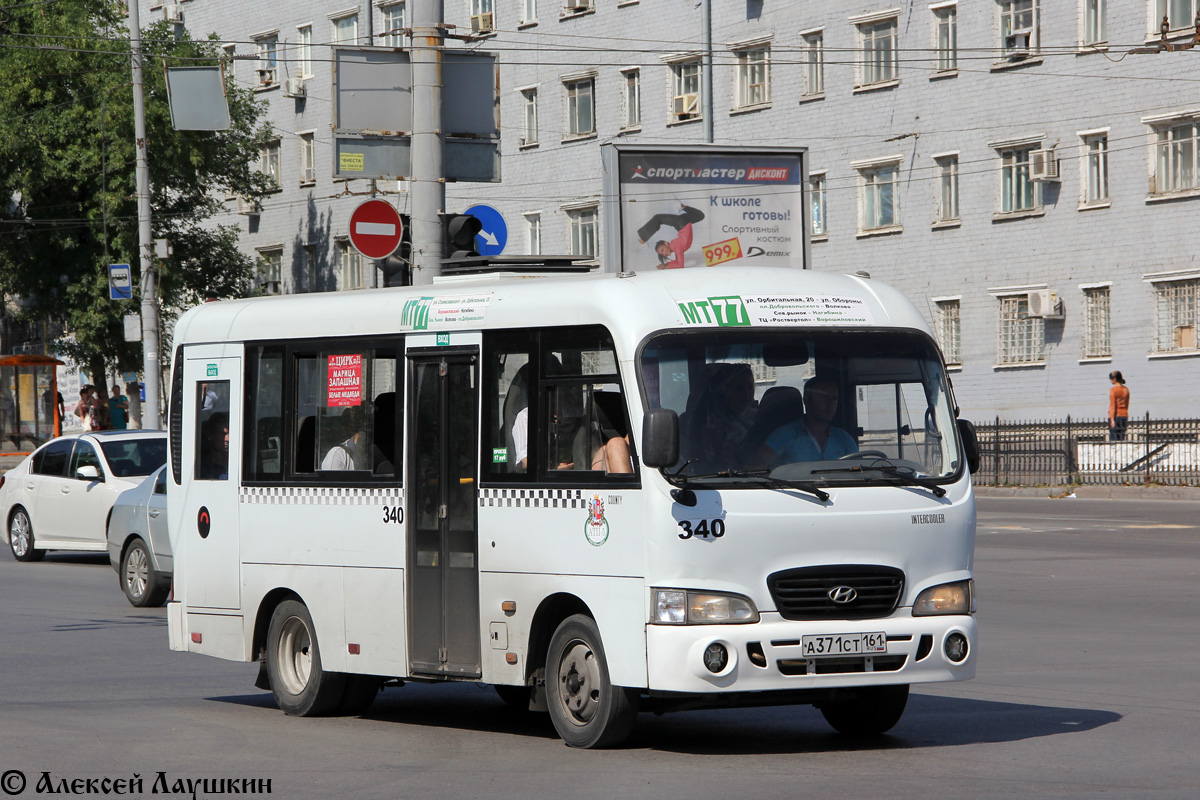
973 483 1200 501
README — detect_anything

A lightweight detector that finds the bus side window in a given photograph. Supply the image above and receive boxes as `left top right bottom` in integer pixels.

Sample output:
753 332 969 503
482 332 534 480
244 346 283 480
196 381 230 481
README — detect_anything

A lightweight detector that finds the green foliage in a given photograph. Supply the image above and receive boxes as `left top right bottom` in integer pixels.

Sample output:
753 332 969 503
0 0 273 378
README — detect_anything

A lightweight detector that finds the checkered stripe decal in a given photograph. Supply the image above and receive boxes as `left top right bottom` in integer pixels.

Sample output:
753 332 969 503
240 486 403 506
478 488 587 509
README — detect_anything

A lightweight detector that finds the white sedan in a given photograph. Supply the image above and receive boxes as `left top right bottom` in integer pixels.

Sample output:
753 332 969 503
107 465 171 606
1 431 168 563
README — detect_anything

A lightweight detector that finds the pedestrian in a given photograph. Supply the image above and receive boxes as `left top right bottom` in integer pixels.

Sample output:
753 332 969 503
1108 370 1130 441
108 385 129 431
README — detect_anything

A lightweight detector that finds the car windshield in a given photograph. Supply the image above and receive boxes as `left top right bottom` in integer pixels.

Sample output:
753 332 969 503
101 438 168 478
639 329 961 487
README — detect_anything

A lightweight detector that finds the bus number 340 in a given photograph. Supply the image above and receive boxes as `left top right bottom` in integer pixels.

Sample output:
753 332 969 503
677 519 725 539
382 506 404 524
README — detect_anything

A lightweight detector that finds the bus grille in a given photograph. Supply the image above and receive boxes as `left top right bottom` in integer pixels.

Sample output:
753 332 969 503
767 565 904 620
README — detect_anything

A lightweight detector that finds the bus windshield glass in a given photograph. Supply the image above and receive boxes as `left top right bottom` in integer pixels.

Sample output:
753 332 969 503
640 329 961 487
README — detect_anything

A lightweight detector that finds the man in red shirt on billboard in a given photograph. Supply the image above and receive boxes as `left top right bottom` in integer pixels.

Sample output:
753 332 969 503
637 204 705 269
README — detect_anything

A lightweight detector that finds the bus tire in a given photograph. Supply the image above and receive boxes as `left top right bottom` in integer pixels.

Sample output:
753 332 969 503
546 614 638 748
494 684 532 712
9 507 46 563
819 684 909 735
266 599 346 716
335 675 382 716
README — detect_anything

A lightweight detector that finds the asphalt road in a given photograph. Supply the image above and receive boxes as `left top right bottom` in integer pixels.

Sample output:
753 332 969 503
1 496 1197 799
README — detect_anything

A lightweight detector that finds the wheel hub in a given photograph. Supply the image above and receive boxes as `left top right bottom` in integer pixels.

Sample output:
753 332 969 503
556 641 601 725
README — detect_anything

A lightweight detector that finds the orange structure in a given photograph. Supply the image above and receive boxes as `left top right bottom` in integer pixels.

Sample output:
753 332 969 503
0 354 64 455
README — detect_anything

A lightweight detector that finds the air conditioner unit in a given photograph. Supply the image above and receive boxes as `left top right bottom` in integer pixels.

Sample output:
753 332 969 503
163 4 183 22
301 167 316 184
1030 148 1060 182
674 93 699 118
565 0 591 10
236 196 261 216
1027 289 1063 319
1004 29 1032 58
283 76 306 97
471 12 494 33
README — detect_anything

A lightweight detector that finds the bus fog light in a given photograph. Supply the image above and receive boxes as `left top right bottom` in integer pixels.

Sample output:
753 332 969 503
944 632 969 663
702 643 728 673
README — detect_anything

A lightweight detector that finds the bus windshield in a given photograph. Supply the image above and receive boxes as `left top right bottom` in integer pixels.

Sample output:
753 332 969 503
640 329 961 487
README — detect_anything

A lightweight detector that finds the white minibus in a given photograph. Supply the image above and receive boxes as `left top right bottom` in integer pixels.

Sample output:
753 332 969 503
166 266 980 748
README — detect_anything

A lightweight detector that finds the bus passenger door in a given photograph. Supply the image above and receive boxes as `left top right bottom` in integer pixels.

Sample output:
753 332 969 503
407 351 481 678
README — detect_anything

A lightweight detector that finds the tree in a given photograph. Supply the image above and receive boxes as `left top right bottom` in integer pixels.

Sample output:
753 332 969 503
0 0 273 386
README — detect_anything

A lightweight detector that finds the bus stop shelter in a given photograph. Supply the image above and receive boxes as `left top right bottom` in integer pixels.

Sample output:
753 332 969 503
0 354 63 455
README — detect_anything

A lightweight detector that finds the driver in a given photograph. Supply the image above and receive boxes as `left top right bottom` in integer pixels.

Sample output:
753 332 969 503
756 377 857 465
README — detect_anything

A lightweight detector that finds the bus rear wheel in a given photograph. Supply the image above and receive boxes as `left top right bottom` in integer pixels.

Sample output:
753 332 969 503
819 684 909 735
266 599 346 716
546 614 638 748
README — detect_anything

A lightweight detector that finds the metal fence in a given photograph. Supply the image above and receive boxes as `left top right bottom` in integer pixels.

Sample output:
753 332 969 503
973 414 1200 487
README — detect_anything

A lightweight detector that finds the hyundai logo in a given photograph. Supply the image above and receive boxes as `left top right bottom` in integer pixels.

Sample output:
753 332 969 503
828 586 858 604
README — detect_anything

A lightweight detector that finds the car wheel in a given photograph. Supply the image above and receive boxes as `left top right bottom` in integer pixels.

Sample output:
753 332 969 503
546 614 638 748
121 538 168 607
8 508 46 563
819 684 909 735
265 599 346 716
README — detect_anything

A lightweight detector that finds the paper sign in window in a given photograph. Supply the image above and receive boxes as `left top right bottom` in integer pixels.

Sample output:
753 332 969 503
327 354 363 407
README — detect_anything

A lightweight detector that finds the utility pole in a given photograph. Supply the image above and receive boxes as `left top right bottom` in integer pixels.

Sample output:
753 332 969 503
127 1 161 428
410 0 445 286
702 0 713 143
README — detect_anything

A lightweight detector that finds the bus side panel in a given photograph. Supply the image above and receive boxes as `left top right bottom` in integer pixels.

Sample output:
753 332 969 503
241 563 350 673
477 572 647 689
343 566 408 676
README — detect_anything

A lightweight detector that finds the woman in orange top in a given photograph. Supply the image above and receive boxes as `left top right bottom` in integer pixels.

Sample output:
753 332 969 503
1108 371 1130 441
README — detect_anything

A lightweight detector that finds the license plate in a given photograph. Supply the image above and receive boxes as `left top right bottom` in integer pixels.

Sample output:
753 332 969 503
801 632 888 657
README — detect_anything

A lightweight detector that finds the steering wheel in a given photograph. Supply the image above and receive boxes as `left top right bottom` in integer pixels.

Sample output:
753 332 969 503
836 450 888 460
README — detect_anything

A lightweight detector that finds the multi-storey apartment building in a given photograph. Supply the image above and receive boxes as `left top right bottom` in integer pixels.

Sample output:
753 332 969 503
142 0 1200 418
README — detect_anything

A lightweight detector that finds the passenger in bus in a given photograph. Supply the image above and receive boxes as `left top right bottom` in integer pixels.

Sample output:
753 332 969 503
679 363 756 471
198 412 229 480
320 407 368 470
753 377 857 465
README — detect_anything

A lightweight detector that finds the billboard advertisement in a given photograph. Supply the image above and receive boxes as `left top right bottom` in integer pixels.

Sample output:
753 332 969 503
605 145 808 273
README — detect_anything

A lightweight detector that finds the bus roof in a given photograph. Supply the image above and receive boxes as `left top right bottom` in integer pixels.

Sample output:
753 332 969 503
172 267 931 354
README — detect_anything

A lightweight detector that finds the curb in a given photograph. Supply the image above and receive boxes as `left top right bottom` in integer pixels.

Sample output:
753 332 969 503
973 484 1200 501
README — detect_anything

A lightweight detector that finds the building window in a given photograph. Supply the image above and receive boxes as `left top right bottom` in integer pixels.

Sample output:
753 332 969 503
1081 286 1111 358
1000 147 1040 213
935 299 962 365
934 5 958 71
809 172 827 236
802 31 824 96
855 159 901 232
381 3 406 47
1082 133 1109 204
520 0 537 24
260 140 281 189
254 35 278 86
299 133 316 185
257 248 282 295
520 88 538 146
562 0 592 15
1083 0 1105 44
1153 278 1199 353
997 294 1045 365
301 245 317 293
1152 119 1199 195
566 205 598 259
471 0 495 31
339 240 364 290
936 154 960 222
564 78 595 139
621 69 641 129
670 60 702 121
1155 0 1197 31
857 16 898 87
525 213 542 254
296 25 312 78
332 14 358 45
999 0 1038 55
734 47 770 108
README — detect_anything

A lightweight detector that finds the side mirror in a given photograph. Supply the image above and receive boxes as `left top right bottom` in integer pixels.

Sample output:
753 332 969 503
76 465 102 481
957 418 981 475
641 408 679 469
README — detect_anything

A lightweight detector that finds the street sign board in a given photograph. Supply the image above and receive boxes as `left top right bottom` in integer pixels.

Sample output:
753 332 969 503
464 204 508 256
109 264 133 300
348 199 404 260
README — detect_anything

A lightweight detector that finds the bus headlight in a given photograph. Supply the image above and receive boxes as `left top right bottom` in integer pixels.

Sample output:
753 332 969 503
652 589 759 624
913 579 975 616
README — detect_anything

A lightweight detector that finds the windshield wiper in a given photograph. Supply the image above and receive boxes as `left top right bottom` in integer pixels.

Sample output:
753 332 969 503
674 468 830 502
810 462 947 498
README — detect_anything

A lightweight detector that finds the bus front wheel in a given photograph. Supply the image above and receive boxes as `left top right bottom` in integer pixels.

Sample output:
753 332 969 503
546 614 638 748
266 599 346 716
819 684 909 735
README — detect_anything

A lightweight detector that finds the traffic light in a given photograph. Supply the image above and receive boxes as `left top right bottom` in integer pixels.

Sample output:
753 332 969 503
444 213 482 260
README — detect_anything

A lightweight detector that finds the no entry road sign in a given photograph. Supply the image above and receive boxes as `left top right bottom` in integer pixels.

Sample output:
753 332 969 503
348 199 404 260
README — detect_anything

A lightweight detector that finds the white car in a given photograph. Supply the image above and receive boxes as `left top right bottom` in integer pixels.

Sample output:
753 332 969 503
1 431 168 563
107 465 171 607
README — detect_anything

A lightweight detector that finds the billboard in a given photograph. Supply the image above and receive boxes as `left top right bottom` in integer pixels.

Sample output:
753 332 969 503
603 145 808 273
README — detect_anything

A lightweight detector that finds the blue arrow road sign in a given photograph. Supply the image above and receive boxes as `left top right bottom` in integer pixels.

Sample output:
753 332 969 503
109 264 133 300
465 204 508 256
